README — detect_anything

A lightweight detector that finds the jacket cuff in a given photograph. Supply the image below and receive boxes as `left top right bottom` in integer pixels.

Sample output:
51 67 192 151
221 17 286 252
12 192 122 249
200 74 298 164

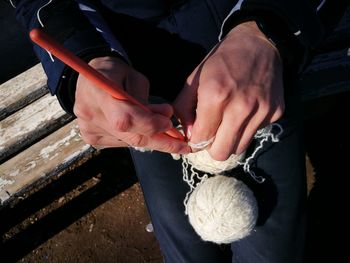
220 0 325 48
34 28 129 114
218 0 329 75
16 0 129 114
220 11 307 74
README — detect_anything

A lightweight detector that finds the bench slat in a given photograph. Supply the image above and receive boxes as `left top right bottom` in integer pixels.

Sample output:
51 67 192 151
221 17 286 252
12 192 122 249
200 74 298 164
0 94 72 163
0 64 47 121
0 120 96 205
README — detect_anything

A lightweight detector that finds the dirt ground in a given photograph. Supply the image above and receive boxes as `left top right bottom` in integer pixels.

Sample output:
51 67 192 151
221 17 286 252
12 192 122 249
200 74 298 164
0 149 163 263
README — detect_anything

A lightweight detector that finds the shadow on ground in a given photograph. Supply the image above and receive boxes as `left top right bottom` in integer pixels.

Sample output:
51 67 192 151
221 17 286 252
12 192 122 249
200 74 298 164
0 148 162 263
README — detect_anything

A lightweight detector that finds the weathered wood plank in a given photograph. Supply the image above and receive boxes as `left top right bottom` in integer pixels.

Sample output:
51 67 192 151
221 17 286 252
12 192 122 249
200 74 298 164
0 94 72 163
0 120 96 205
0 64 47 121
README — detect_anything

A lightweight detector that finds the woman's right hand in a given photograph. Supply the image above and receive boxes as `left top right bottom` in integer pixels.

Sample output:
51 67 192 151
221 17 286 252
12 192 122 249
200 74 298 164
73 56 190 154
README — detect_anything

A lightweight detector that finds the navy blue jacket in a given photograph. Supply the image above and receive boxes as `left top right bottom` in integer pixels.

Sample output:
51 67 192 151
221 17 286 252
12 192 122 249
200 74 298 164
7 0 348 113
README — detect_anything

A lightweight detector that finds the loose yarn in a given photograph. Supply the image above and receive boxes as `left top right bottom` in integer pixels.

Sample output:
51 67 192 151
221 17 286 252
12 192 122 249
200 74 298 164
183 150 245 175
133 123 283 244
180 123 283 244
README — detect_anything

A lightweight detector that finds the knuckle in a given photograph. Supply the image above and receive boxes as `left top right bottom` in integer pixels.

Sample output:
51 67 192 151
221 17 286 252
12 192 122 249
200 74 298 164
113 113 132 132
138 119 156 135
234 97 259 115
83 134 99 145
160 143 179 154
142 126 158 137
73 105 91 120
128 134 148 147
76 120 101 145
73 105 80 117
200 80 233 104
258 100 270 111
77 121 90 135
233 101 251 115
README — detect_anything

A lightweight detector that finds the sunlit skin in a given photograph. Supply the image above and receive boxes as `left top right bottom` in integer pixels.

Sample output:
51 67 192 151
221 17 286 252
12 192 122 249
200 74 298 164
174 21 284 160
74 22 284 160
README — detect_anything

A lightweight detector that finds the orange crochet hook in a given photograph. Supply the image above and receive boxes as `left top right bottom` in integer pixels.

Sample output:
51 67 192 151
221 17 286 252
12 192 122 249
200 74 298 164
30 28 185 141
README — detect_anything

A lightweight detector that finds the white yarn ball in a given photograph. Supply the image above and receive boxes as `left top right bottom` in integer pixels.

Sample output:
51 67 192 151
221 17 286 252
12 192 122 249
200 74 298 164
184 150 245 174
187 175 258 244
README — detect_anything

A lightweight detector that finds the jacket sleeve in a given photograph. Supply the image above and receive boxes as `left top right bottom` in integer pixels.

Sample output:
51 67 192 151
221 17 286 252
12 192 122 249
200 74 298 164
10 0 129 114
219 0 333 73
220 0 326 47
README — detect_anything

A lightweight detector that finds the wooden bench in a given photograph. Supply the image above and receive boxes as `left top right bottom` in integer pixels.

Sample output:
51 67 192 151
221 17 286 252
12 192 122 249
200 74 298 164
0 64 97 206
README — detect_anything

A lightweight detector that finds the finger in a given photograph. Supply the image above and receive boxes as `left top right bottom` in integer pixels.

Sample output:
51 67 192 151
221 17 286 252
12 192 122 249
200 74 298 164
233 113 269 155
90 135 129 148
189 82 229 146
100 99 173 137
79 120 190 154
147 133 191 154
113 131 190 154
173 82 198 139
208 103 258 161
232 105 283 154
77 97 187 153
77 118 124 147
268 104 284 123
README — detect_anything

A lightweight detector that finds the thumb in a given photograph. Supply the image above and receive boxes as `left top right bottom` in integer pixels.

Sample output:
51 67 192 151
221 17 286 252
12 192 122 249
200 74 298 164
173 83 198 140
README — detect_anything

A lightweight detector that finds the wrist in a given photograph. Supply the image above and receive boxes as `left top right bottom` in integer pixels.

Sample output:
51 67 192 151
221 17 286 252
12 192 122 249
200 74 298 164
223 14 305 73
226 21 282 66
228 21 280 53
57 50 127 115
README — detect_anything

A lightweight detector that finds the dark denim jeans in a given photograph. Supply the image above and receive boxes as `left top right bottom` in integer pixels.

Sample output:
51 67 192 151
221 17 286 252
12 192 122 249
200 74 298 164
101 1 307 262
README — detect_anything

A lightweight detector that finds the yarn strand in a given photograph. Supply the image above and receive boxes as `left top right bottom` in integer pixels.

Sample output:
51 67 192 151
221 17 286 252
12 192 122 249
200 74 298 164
239 123 283 183
178 123 283 244
182 158 209 214
188 137 215 150
36 0 55 62
181 123 283 208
